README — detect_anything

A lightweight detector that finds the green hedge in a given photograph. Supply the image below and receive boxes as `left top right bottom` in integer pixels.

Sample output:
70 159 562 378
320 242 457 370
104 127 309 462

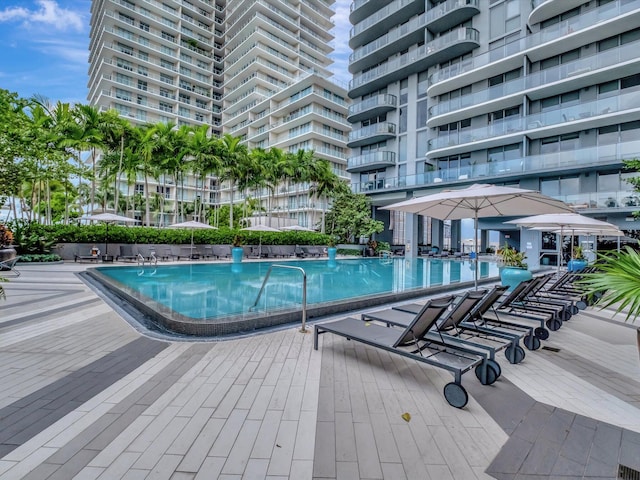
15 223 332 249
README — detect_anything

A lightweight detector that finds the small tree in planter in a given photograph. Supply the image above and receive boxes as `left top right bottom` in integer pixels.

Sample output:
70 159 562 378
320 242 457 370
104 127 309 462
497 243 532 290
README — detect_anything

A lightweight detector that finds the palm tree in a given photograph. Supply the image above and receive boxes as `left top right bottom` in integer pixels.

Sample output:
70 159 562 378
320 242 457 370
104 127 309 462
219 134 249 228
72 104 104 213
135 124 165 226
306 155 343 232
98 110 132 215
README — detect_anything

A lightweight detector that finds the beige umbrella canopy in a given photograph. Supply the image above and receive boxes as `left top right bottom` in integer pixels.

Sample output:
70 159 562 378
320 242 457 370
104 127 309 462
85 213 139 257
505 213 618 270
241 225 281 257
383 184 574 288
170 220 217 247
280 225 315 232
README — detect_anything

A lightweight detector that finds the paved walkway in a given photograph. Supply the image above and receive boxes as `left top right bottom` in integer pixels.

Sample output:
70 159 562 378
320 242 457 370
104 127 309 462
0 262 639 479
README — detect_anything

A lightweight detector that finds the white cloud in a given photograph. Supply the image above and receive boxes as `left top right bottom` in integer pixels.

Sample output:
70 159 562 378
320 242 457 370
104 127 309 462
0 0 84 32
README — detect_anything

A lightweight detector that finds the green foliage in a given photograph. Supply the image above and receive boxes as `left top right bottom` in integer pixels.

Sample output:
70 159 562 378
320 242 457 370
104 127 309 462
324 190 384 243
579 246 640 322
572 245 585 260
497 243 527 268
375 241 391 254
17 254 62 263
337 248 362 256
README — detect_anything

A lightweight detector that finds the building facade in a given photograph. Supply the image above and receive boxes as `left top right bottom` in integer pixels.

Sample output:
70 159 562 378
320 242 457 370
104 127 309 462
88 0 349 228
346 0 640 263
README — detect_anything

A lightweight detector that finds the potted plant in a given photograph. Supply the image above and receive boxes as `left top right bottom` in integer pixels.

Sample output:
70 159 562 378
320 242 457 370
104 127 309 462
231 234 244 263
0 224 16 262
567 245 588 272
497 243 532 291
327 236 337 261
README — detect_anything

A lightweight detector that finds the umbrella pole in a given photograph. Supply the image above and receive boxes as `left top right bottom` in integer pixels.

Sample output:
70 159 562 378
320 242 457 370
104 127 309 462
474 214 478 290
105 223 109 258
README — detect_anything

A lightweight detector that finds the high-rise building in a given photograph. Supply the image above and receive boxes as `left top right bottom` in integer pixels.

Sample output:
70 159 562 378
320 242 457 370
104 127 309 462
88 0 349 228
347 0 640 264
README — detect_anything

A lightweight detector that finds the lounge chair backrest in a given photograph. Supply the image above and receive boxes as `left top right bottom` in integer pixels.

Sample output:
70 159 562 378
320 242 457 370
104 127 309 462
470 285 508 318
498 279 534 308
438 289 488 331
393 297 453 347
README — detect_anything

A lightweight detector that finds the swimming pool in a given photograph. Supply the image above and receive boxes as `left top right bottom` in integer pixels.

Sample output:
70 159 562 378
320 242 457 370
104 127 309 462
87 257 499 336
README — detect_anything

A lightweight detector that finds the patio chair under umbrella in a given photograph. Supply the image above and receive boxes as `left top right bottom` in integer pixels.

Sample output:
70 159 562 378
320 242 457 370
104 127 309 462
383 184 574 288
241 224 281 257
505 213 617 271
85 213 139 259
170 220 217 257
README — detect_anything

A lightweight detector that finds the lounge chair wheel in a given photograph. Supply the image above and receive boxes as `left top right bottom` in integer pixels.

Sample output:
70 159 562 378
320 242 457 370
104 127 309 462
444 382 468 409
546 318 562 331
474 361 499 386
534 327 549 340
570 305 579 315
576 300 587 310
487 358 501 377
523 333 541 351
560 308 571 322
505 344 525 364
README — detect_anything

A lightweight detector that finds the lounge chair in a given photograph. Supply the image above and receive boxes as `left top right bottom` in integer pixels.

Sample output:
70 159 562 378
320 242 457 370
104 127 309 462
0 256 21 277
314 298 494 409
371 290 527 366
117 245 141 262
74 250 100 263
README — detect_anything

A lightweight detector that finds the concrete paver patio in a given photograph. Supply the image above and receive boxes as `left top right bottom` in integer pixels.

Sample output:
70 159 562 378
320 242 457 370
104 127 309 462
0 262 638 479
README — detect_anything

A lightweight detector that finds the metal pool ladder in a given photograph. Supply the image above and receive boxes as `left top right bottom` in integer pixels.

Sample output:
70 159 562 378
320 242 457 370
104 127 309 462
250 265 308 333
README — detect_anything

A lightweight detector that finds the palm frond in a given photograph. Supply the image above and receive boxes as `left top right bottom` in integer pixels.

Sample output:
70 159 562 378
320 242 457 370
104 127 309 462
579 246 640 322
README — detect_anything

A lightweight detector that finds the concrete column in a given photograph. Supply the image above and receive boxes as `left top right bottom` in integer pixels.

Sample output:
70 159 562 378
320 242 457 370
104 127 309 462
451 219 462 253
431 219 444 252
405 213 419 258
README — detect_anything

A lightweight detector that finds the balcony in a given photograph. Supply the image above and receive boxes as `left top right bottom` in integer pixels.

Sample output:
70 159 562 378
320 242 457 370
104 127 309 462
349 12 427 74
349 28 479 99
528 0 586 26
347 94 397 123
349 0 425 49
347 151 396 173
428 0 640 95
347 122 396 148
349 0 395 25
425 0 480 34
428 38 640 124
428 89 640 155
357 140 638 195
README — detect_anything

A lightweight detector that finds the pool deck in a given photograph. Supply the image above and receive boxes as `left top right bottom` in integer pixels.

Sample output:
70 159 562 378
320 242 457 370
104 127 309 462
0 262 639 480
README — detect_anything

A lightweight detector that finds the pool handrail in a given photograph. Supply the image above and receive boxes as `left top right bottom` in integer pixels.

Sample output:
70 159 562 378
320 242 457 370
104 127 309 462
250 264 308 333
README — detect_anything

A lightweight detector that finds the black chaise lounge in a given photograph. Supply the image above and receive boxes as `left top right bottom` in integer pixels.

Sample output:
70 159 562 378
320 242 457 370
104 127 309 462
367 291 525 369
0 256 21 277
314 298 493 409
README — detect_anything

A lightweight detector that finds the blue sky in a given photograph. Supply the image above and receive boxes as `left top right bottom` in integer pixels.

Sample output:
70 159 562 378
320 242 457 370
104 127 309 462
0 0 352 104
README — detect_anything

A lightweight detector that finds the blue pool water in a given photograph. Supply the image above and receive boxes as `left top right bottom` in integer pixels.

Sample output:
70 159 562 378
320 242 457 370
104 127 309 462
95 258 498 324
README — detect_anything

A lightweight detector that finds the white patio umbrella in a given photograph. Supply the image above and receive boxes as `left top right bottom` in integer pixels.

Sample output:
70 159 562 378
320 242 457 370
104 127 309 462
241 224 281 257
505 213 617 271
528 225 623 263
280 225 315 232
85 213 139 257
170 220 217 251
383 184 573 288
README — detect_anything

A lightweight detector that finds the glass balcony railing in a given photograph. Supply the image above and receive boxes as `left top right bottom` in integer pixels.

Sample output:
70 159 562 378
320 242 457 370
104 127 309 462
429 89 640 151
430 39 640 118
348 122 397 144
430 0 637 85
348 94 397 118
347 151 396 172
353 141 638 195
350 28 479 92
350 0 416 40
